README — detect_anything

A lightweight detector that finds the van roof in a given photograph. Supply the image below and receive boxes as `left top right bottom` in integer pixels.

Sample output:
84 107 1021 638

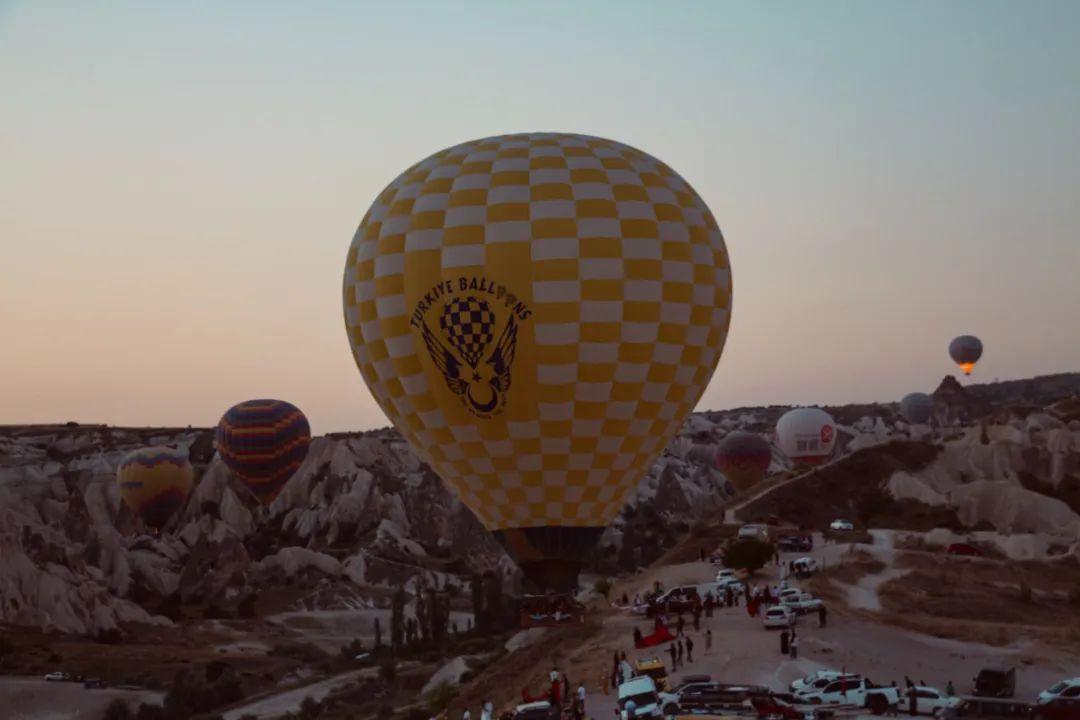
618 676 658 697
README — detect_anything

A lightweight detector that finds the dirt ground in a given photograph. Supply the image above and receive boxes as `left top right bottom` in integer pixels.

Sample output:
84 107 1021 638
0 676 162 720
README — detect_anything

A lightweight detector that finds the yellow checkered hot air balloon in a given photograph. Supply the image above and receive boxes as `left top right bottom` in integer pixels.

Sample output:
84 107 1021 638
116 446 194 530
342 133 732 591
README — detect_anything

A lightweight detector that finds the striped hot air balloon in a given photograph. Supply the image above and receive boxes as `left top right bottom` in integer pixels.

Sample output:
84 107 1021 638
216 399 311 504
715 431 772 492
116 446 194 530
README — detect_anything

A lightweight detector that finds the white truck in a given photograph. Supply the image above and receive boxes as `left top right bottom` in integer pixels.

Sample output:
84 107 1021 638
618 676 664 719
799 678 900 714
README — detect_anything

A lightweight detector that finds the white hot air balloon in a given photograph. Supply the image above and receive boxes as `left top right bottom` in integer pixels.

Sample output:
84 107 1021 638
776 407 837 466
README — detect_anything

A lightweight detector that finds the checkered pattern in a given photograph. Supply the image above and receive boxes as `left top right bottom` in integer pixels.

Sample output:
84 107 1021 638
440 296 495 368
342 132 732 532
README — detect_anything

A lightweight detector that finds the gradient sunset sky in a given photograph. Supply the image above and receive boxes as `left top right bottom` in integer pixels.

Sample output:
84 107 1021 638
3 1 1078 434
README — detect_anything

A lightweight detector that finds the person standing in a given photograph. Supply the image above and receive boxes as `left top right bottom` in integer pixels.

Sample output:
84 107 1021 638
946 681 955 697
907 686 917 716
676 638 684 667
668 641 678 670
481 699 493 720
625 699 637 720
462 708 471 720
789 634 799 659
676 613 685 637
577 683 586 716
705 628 713 655
562 675 570 705
780 629 789 655
685 635 694 663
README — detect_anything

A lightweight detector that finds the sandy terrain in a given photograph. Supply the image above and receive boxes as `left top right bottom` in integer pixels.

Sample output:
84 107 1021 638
0 676 162 720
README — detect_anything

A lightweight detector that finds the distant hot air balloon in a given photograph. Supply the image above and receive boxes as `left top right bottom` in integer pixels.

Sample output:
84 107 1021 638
715 431 772 492
949 335 983 376
216 399 311 504
342 132 733 591
116 446 193 530
776 408 837 466
900 392 934 425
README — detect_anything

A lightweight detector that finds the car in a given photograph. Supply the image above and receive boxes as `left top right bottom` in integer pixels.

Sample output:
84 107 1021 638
798 678 900 714
83 678 107 689
973 667 1016 699
762 605 795 629
937 697 1032 720
512 700 561 720
780 592 823 615
618 676 664 719
739 524 771 542
794 674 863 698
792 557 819 576
716 568 738 583
1039 679 1080 705
651 586 701 614
791 671 862 694
778 535 813 552
900 686 959 716
44 671 70 682
946 543 982 556
1032 698 1080 720
829 519 854 532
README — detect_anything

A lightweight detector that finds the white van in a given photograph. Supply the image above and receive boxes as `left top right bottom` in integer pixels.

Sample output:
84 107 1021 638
618 675 663 719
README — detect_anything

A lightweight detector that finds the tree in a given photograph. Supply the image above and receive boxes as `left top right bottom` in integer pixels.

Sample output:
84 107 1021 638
373 617 383 652
390 586 406 652
722 539 774 574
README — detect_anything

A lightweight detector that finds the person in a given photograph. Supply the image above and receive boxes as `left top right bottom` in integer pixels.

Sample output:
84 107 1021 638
676 614 685 637
946 680 955 697
676 638 684 667
724 587 733 607
705 629 713 655
633 626 643 647
625 698 637 720
462 709 471 720
904 676 913 689
907 686 917 716
685 635 694 663
619 657 633 684
774 547 780 564
563 675 570 704
780 629 789 655
481 699 493 720
700 547 707 562
789 634 799 659
668 642 677 670
577 683 586 715
818 604 827 628
693 607 701 631
633 593 641 606
621 592 629 606
550 667 560 684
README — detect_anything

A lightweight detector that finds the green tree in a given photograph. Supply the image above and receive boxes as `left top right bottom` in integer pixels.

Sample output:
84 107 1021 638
723 539 774 574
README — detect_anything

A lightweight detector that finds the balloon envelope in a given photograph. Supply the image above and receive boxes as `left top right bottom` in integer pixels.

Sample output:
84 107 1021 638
949 335 983 376
116 446 193 530
342 132 732 590
216 399 311 504
715 431 772 491
900 392 934 425
776 408 837 466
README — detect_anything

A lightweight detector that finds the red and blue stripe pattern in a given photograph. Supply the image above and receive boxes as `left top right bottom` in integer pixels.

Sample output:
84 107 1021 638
216 399 311 504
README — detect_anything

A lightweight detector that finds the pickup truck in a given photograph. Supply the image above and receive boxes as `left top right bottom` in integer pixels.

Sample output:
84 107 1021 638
798 678 900 714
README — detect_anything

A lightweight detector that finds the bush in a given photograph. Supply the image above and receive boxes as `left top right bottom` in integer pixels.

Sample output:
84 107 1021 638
722 539 774 573
594 578 613 599
102 699 132 720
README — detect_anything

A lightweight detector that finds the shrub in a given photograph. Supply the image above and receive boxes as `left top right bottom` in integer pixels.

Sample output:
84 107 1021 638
594 578 613 599
102 699 132 720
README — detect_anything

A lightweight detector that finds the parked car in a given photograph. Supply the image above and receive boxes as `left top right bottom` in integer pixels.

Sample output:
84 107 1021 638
829 519 854 532
512 701 561 720
901 686 960 716
44 672 70 682
780 592 824 615
739 524 771 542
1032 698 1080 720
651 586 701 614
763 605 795 629
792 557 819 576
83 678 107 689
791 671 862 694
973 667 1016 698
618 676 664 719
947 543 982 557
778 535 813 552
799 678 900 714
1038 679 1080 705
936 697 1032 720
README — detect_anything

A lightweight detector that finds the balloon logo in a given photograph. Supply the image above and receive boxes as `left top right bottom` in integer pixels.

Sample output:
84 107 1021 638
820 425 834 444
343 132 732 590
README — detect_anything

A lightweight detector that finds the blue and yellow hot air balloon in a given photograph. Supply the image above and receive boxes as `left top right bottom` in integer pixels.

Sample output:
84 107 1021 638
715 431 772 492
116 446 194 530
216 399 311 504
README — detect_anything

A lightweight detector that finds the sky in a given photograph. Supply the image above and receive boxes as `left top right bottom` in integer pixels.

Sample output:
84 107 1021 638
2 1 1078 434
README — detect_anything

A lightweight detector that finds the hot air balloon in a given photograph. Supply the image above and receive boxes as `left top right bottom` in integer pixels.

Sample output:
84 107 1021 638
900 392 934 425
949 335 983 376
116 446 194 530
776 408 836 466
715 431 772 492
216 399 311 504
343 132 732 591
